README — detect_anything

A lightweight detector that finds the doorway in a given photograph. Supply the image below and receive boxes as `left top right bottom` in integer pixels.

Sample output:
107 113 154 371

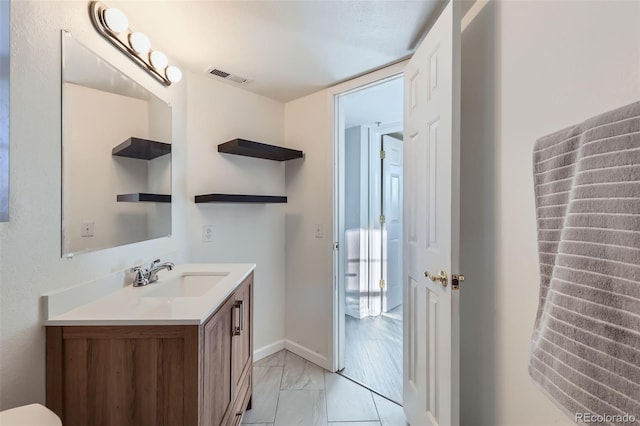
334 76 404 404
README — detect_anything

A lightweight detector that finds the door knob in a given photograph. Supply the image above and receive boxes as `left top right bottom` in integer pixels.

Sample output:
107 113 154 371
425 270 448 288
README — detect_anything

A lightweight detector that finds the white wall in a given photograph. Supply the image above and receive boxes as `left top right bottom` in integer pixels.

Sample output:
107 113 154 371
147 96 173 240
0 1 188 409
284 89 334 366
460 2 497 424
0 0 8 222
284 63 406 369
343 125 369 319
186 72 286 354
344 125 364 230
460 1 640 425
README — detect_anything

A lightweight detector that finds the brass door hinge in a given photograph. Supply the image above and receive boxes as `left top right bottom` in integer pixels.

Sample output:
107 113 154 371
380 150 386 159
379 279 386 289
380 215 386 224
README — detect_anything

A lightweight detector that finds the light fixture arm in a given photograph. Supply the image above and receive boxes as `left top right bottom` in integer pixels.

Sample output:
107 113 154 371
88 1 181 86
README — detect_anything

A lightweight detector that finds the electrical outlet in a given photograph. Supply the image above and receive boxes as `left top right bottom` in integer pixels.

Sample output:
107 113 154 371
202 225 214 243
315 224 323 238
81 221 94 237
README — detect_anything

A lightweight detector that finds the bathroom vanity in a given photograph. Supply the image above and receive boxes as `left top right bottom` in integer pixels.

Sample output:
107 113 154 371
44 264 254 426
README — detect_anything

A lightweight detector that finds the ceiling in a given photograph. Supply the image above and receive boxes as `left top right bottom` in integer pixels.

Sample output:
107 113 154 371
109 0 444 102
342 76 403 128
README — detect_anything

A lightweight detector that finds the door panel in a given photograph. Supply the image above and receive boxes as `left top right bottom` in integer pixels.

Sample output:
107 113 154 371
403 1 460 425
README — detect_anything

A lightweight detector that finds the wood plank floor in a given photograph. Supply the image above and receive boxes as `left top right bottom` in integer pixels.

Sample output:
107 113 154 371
341 306 403 404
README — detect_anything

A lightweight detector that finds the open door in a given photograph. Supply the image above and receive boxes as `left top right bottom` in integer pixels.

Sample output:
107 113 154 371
382 134 403 313
403 1 461 425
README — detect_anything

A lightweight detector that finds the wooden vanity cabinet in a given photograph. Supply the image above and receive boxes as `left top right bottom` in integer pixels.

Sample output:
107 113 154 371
203 275 253 426
46 272 254 426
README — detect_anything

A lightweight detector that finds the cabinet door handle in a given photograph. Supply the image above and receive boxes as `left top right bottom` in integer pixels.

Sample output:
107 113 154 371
239 300 244 332
233 301 242 336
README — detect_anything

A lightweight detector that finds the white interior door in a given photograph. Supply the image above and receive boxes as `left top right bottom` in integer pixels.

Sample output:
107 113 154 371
403 1 460 425
382 134 403 312
368 126 383 317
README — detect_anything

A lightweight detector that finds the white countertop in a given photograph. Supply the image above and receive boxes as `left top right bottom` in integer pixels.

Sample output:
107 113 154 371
44 263 255 326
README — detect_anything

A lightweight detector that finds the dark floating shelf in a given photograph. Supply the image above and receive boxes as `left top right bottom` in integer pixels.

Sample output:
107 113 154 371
117 193 171 203
112 137 171 160
218 139 303 161
195 194 287 204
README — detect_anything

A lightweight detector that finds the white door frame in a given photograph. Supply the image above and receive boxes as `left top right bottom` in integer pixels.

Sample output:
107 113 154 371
329 61 407 371
330 64 407 373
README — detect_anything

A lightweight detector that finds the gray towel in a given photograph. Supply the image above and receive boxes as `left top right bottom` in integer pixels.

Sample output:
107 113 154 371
530 100 640 425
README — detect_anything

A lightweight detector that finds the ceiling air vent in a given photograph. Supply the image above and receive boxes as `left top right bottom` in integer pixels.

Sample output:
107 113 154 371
207 67 249 84
209 68 230 78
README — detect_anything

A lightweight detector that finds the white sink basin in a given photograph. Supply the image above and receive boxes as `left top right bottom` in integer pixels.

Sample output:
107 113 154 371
143 272 229 298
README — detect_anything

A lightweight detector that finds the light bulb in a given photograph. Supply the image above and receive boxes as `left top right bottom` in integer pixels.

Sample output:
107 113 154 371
149 51 168 70
129 32 151 54
166 66 182 83
103 8 128 34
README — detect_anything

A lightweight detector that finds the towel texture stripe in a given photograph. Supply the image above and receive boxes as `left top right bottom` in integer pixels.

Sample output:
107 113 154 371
533 115 640 155
531 100 640 424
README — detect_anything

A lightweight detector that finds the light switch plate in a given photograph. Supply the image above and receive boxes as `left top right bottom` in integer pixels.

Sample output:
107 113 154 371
315 224 323 238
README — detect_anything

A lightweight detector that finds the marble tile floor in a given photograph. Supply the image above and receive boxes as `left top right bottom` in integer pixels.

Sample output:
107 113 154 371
242 350 408 426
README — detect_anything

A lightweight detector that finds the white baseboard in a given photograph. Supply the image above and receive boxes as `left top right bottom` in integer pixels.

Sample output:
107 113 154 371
253 339 285 362
284 339 331 370
253 339 331 371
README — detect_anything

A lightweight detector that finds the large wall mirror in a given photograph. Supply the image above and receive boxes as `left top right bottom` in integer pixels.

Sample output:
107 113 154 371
62 31 172 257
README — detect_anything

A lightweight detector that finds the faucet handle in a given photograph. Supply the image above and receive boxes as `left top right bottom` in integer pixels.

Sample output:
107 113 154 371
130 265 147 273
149 259 161 268
131 266 149 287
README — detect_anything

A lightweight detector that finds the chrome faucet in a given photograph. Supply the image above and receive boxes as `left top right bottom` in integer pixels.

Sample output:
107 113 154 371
147 259 175 283
131 259 175 287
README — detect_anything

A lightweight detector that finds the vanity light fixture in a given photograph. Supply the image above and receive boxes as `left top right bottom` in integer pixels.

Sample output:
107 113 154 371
128 31 151 54
89 1 182 86
149 50 168 70
103 7 128 33
166 66 183 83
